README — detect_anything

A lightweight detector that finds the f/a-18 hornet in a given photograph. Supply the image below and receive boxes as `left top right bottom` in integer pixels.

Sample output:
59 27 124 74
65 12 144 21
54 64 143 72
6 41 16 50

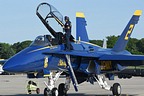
3 2 143 96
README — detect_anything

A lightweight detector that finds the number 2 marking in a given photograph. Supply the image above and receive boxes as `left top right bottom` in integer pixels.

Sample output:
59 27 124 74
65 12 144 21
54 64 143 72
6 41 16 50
124 24 134 40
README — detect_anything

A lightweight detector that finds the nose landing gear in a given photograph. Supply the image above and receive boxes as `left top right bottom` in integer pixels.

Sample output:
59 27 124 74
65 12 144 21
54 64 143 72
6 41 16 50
43 71 71 96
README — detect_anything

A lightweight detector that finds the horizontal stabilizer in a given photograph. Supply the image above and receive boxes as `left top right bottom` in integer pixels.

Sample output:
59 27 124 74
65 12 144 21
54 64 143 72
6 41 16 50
112 10 142 52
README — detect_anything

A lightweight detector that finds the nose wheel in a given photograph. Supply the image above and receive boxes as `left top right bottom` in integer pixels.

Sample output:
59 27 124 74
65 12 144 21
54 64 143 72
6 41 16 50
44 87 58 96
44 88 51 96
44 83 68 96
52 87 58 96
58 83 68 96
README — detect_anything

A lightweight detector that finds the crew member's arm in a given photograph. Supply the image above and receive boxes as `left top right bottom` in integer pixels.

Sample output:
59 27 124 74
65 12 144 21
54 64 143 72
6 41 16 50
64 22 71 29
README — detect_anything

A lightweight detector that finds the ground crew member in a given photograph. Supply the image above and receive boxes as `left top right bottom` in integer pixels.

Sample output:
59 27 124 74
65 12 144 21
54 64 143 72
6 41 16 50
63 16 72 51
27 80 40 94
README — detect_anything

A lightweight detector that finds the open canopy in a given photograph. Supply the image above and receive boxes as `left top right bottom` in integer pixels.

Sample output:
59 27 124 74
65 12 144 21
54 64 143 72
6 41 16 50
36 3 64 27
36 2 75 44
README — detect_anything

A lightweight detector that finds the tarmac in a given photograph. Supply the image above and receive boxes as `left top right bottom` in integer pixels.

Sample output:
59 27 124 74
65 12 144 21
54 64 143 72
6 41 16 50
0 75 144 96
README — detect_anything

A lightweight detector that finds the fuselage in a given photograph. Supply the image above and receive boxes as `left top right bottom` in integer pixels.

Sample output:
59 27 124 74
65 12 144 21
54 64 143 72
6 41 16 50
3 35 131 74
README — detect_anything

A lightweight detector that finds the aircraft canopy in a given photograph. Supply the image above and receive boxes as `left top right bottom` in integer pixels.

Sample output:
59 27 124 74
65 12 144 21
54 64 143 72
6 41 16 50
36 3 64 27
30 35 62 46
31 35 52 46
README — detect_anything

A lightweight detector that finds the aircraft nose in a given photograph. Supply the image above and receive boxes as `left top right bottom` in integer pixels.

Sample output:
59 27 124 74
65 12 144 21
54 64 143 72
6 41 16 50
3 53 43 72
3 46 46 72
3 52 32 72
3 59 20 72
3 63 12 72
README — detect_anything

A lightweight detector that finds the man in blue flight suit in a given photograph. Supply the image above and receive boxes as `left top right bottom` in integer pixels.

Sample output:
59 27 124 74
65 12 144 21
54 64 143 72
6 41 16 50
63 16 72 51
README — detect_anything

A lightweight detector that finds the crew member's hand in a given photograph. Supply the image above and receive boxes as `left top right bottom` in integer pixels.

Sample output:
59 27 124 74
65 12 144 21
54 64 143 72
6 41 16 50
62 25 65 28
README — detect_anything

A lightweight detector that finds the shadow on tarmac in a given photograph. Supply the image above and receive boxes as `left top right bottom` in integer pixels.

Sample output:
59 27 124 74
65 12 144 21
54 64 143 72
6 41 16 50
0 94 138 96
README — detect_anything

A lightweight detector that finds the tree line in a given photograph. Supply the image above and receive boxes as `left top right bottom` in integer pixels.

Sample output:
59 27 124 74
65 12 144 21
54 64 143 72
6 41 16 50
90 36 144 55
0 40 32 59
0 36 144 59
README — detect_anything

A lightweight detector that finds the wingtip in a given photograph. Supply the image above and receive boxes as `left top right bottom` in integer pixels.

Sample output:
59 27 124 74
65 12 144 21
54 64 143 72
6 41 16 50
134 10 142 16
76 12 85 18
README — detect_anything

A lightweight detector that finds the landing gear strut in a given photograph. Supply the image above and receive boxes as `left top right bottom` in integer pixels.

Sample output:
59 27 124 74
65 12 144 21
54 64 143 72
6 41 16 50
43 71 61 96
95 75 121 96
43 71 71 96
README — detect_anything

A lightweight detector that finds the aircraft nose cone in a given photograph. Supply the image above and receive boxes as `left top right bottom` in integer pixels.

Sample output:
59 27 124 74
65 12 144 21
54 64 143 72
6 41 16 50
2 52 29 72
3 60 17 72
3 46 46 72
3 47 37 72
3 64 10 71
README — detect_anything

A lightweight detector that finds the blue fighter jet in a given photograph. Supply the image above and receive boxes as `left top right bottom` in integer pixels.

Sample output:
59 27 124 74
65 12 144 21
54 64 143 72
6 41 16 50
3 2 144 96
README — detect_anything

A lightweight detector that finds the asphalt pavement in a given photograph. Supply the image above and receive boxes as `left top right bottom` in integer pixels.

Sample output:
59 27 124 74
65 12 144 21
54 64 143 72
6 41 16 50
0 75 144 96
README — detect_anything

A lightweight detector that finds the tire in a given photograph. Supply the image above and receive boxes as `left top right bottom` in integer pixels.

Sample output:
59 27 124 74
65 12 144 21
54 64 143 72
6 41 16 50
118 75 122 79
52 87 58 96
127 75 132 79
28 90 31 94
36 88 40 94
58 83 67 96
112 83 121 96
44 88 50 96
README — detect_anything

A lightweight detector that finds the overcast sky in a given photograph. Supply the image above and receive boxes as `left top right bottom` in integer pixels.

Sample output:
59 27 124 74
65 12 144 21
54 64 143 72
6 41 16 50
0 0 144 44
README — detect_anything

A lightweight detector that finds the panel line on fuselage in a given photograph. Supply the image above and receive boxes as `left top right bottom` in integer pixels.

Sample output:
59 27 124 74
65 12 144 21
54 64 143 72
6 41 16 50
79 41 101 47
27 46 57 53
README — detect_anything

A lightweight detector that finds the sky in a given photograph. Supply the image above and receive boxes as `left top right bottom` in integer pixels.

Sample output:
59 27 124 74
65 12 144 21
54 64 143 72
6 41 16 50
0 0 144 44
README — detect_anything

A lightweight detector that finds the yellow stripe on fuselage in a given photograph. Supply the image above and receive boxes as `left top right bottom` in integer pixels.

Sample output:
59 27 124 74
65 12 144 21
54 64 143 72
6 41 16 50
76 12 85 18
134 10 142 16
27 46 52 53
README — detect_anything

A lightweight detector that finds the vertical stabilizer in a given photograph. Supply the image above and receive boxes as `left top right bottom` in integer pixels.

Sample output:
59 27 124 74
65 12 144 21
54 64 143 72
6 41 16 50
112 10 142 52
103 39 107 49
76 12 89 42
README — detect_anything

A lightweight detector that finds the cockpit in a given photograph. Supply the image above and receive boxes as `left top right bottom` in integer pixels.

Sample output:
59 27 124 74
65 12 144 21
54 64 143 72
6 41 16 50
32 3 75 47
30 35 53 46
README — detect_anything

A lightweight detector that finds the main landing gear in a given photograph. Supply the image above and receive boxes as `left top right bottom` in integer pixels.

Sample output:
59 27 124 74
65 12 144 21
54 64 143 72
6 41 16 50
43 71 71 96
95 75 121 96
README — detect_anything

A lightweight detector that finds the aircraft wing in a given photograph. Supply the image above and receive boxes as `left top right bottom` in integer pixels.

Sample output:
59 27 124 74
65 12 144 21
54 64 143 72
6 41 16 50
44 51 144 66
43 50 100 58
99 54 144 60
99 54 144 66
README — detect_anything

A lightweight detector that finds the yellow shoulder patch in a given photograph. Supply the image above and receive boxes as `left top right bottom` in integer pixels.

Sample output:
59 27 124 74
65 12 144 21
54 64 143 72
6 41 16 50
134 10 142 16
76 12 85 18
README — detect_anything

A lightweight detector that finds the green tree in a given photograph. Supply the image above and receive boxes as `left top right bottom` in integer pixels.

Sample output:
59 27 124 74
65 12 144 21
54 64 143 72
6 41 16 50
126 38 143 54
136 38 144 54
90 40 103 47
12 40 32 53
106 35 118 48
0 43 15 59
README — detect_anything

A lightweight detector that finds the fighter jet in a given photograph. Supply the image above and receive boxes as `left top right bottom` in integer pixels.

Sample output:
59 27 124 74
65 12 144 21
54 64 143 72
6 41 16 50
3 2 143 96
